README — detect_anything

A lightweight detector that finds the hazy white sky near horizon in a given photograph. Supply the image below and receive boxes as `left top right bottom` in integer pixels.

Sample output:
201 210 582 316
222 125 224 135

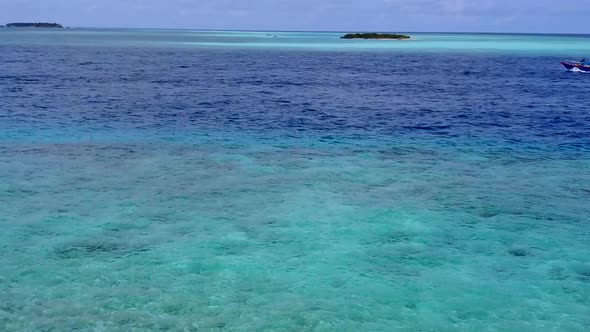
0 0 588 33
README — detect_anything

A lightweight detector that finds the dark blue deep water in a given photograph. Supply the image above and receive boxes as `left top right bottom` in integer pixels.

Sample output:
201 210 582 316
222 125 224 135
3 46 590 146
1 30 590 331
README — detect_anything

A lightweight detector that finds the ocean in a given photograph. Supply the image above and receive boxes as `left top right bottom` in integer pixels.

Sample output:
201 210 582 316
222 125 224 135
1 29 590 331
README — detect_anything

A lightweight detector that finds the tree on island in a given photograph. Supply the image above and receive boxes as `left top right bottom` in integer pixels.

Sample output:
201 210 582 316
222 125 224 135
341 33 410 40
5 22 64 28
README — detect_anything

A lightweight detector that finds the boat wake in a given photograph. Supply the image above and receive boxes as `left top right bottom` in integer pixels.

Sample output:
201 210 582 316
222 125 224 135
569 67 590 73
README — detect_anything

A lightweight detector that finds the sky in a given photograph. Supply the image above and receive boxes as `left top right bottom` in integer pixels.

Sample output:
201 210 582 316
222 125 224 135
0 0 588 33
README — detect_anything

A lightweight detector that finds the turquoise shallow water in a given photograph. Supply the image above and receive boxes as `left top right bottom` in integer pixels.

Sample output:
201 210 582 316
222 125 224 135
1 30 590 331
1 28 590 54
2 139 589 331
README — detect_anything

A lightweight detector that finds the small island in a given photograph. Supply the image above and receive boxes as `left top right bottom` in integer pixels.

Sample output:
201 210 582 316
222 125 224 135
341 33 410 40
4 22 63 28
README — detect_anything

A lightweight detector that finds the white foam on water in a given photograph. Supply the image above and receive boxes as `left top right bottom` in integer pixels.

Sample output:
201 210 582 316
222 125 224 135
570 67 590 73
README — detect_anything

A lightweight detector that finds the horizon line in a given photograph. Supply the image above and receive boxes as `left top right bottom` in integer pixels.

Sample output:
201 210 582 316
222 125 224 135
12 25 588 36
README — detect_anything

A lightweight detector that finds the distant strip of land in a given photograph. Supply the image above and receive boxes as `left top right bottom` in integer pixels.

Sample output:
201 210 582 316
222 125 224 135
341 33 410 40
3 23 63 28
